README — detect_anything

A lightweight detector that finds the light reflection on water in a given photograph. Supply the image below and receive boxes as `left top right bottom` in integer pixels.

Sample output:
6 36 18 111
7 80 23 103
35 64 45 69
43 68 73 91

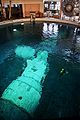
43 23 58 38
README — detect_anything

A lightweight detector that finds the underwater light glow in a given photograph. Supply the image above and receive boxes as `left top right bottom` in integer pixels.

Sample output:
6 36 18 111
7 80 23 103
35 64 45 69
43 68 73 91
13 29 17 32
21 23 24 25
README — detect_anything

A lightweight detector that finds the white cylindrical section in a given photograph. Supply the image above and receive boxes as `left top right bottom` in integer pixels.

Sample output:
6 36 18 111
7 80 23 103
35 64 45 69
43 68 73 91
2 78 41 115
1 50 48 116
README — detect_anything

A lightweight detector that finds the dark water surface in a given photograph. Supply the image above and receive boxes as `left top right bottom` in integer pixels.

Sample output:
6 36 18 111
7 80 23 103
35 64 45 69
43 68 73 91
0 22 80 119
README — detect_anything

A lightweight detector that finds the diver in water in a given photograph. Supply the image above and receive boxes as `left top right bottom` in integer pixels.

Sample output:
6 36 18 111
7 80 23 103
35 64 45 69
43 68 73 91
59 68 68 79
33 14 35 25
60 68 65 75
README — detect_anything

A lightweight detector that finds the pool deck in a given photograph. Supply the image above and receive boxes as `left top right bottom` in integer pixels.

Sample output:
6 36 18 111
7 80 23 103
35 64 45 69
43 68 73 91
0 18 80 27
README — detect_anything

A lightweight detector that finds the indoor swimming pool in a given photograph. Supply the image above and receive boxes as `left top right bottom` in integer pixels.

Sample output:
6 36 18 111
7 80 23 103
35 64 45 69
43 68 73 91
0 22 80 119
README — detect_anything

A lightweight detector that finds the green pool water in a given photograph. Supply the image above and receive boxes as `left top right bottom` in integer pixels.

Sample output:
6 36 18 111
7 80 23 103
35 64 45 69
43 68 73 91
0 22 80 119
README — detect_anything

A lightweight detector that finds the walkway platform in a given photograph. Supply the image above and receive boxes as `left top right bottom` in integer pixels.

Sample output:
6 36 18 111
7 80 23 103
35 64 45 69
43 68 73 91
0 18 80 27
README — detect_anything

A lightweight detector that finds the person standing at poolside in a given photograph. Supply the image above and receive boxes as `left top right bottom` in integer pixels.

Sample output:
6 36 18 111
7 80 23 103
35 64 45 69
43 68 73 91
0 4 2 21
2 6 6 19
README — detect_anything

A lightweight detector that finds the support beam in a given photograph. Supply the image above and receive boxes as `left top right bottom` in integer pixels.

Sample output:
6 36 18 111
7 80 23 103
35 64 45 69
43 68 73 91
79 0 80 22
0 0 2 21
9 0 11 19
60 0 62 19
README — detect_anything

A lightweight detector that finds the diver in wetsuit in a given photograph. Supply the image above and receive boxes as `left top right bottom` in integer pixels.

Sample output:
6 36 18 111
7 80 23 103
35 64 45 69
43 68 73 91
59 68 68 80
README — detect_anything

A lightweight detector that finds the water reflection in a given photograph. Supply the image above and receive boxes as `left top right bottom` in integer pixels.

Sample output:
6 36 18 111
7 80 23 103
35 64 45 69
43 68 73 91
56 25 80 63
43 23 58 38
42 23 80 63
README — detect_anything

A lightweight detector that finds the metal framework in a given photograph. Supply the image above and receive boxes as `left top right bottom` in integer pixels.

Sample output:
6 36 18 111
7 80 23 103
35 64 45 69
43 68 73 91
62 0 75 16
